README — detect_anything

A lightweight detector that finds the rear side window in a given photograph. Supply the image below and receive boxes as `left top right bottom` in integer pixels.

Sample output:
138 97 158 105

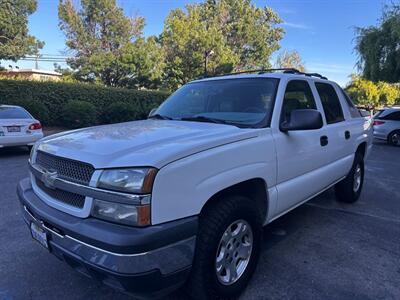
281 80 317 123
0 107 31 119
381 111 400 121
315 83 344 124
340 89 362 118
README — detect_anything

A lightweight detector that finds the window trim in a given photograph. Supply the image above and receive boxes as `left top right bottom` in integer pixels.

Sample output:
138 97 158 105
279 79 319 130
315 82 345 125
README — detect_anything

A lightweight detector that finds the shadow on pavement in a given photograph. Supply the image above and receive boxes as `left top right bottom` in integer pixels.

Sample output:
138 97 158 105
0 146 30 157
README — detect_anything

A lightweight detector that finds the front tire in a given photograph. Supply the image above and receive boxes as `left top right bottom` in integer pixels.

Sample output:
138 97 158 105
186 195 263 300
334 152 364 203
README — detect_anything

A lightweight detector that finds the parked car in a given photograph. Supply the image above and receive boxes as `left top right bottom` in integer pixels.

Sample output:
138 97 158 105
373 107 400 146
17 69 373 299
0 105 43 150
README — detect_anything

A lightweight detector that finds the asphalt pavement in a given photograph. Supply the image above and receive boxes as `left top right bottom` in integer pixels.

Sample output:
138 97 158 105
0 141 399 300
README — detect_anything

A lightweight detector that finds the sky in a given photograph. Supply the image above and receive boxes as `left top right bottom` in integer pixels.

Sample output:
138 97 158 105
1 0 388 86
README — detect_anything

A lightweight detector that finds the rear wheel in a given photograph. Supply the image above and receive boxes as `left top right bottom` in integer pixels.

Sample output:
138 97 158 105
387 130 400 146
186 195 262 300
334 152 364 203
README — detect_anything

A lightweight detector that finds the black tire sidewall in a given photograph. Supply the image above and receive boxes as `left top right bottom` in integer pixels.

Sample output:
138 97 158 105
388 130 400 146
335 153 364 203
192 196 263 299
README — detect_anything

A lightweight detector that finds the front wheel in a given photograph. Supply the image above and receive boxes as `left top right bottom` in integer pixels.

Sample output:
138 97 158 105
334 152 364 203
186 195 263 300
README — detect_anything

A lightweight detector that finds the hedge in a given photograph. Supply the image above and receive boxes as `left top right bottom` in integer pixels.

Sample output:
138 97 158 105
0 79 170 127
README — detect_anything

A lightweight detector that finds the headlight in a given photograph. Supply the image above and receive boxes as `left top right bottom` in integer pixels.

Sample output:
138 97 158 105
94 168 157 226
91 199 150 226
98 168 157 194
29 143 38 164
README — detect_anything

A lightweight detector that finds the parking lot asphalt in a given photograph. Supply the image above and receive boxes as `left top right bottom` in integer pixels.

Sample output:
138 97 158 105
0 141 399 300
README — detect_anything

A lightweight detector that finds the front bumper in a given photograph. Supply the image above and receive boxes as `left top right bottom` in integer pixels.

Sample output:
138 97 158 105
17 177 197 298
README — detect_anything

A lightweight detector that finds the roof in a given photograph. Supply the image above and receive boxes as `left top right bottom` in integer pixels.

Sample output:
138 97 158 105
0 68 61 76
382 107 400 112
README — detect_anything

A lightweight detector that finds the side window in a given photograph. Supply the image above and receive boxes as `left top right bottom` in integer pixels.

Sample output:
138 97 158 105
315 82 345 124
340 88 362 118
382 111 400 121
281 80 317 123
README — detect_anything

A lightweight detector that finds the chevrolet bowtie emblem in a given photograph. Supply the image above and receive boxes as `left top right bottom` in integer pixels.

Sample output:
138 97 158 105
42 170 58 189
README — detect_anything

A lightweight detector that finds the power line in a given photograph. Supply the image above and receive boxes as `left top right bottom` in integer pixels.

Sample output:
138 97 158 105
19 58 68 62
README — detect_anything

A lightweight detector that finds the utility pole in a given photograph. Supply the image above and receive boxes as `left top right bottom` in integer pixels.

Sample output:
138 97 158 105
204 50 214 76
34 42 39 69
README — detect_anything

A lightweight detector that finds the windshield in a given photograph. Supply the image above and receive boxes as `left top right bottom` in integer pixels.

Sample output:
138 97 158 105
156 78 279 127
0 107 31 119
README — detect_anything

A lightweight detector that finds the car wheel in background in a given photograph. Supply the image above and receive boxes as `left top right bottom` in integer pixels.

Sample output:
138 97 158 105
387 130 400 146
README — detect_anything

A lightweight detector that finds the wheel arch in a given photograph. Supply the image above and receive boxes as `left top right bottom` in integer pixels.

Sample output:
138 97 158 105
199 178 269 222
356 141 367 158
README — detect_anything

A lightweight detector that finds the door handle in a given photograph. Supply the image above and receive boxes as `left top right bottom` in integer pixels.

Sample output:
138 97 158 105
345 131 351 140
320 135 328 146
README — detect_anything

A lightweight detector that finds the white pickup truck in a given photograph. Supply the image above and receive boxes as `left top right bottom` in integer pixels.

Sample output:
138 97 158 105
18 69 372 299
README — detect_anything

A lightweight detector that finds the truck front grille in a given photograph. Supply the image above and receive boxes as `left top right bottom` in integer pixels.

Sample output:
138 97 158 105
35 178 86 209
36 151 94 185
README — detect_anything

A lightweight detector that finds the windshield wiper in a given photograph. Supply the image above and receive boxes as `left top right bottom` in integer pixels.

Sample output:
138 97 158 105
148 114 173 120
180 115 230 125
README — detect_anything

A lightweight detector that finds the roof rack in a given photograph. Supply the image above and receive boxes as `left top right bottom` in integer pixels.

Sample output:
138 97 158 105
197 68 328 80
284 70 328 80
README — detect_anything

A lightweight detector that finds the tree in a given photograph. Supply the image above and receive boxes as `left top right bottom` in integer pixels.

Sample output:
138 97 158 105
203 0 284 70
376 81 399 106
355 4 400 83
0 0 44 61
346 75 379 108
119 36 165 90
275 50 305 72
58 0 146 86
161 5 237 90
161 0 284 90
345 75 400 108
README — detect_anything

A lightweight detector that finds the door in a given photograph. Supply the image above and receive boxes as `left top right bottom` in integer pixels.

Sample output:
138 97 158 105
272 79 329 215
314 82 354 178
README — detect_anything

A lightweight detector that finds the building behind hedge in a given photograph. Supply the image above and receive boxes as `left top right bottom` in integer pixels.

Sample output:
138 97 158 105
0 69 62 82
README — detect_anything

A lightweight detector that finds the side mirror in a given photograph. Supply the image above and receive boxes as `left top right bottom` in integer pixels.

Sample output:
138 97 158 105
148 108 157 118
280 109 323 132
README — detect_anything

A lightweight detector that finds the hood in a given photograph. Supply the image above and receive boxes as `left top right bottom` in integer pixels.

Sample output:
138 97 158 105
37 120 258 169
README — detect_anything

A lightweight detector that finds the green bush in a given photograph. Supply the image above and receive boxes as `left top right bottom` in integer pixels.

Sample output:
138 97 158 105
102 102 139 124
0 79 169 128
62 101 98 128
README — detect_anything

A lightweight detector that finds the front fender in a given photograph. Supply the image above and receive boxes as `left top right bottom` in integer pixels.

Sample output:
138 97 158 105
151 131 277 225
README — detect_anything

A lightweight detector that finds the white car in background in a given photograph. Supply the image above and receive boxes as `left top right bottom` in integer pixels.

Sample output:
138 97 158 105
0 105 44 149
373 107 400 146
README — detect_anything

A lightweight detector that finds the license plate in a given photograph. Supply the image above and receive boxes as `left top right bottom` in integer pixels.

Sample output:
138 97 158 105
7 126 20 132
30 222 49 249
